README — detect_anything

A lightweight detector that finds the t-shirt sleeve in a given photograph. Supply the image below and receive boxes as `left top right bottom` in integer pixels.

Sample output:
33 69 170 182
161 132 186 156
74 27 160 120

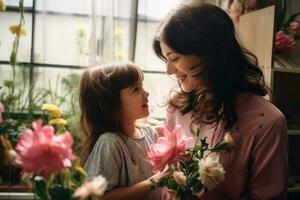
144 125 159 143
84 136 124 191
248 117 288 199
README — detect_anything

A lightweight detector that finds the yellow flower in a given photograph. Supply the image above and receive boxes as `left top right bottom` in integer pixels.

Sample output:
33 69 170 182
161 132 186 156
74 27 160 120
75 166 88 176
9 24 27 36
49 118 67 126
0 0 6 11
41 103 62 118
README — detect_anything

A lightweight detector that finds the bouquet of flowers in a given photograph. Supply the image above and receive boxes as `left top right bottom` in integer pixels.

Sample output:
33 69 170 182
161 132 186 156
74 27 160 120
147 125 235 199
9 104 107 200
275 12 300 55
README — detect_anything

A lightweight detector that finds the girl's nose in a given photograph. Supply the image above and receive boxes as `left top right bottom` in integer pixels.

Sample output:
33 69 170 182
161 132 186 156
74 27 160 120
145 90 149 98
142 88 149 98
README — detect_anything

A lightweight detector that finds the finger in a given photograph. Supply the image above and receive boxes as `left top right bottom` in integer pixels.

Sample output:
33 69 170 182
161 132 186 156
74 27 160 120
161 164 169 173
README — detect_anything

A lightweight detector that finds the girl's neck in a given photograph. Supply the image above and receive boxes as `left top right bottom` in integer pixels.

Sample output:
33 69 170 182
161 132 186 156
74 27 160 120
121 119 142 138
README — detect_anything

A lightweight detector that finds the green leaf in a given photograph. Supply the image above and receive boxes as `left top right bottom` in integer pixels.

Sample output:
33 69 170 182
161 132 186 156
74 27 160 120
49 186 73 200
70 167 86 187
33 176 49 200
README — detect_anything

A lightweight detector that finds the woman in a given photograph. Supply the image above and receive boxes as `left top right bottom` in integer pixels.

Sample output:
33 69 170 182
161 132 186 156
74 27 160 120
153 2 288 200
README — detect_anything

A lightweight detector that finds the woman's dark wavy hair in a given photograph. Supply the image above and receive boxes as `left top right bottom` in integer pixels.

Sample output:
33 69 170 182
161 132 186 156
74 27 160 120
79 62 141 165
153 3 269 131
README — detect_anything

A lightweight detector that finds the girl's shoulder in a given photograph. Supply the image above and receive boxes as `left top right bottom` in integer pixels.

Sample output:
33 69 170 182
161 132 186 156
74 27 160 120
138 125 159 142
94 132 127 150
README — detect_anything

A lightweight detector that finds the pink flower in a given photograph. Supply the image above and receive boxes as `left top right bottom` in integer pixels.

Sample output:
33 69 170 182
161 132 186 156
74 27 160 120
15 119 75 180
247 0 258 10
228 0 243 23
147 125 193 172
275 31 296 54
0 102 4 123
289 19 300 37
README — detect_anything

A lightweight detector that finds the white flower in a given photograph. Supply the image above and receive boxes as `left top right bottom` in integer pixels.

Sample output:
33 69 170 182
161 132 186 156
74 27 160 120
173 171 187 186
198 153 225 191
21 173 33 187
73 175 107 200
224 132 235 146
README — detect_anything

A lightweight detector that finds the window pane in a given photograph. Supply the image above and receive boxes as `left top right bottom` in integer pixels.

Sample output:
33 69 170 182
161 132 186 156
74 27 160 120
0 64 31 112
0 12 32 62
138 0 181 20
35 0 132 18
135 21 165 71
143 73 177 119
135 0 181 71
34 0 132 65
36 0 91 15
34 13 92 65
6 0 32 7
0 64 13 81
33 67 81 114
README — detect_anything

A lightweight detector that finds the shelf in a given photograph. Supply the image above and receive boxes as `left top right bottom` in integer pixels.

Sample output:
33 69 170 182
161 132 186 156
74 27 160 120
274 67 300 74
288 130 300 136
273 54 300 74
0 192 34 200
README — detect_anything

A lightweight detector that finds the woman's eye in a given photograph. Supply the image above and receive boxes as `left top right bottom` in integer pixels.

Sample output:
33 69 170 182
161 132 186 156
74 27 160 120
170 57 179 63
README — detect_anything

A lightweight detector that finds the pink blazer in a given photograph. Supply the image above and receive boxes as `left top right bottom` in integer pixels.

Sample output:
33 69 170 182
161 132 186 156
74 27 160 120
165 93 288 200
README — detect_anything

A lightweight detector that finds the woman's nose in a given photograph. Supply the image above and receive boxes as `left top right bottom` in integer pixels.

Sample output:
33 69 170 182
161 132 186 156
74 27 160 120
166 62 177 75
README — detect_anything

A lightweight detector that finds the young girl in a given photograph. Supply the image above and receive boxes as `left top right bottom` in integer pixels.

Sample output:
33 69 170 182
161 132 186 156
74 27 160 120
79 62 165 200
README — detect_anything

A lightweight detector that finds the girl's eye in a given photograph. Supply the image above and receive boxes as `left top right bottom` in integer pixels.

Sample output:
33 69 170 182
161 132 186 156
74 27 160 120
133 87 139 92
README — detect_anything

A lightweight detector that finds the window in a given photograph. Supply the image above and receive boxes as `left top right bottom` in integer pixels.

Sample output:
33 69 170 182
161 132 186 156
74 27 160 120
0 0 182 119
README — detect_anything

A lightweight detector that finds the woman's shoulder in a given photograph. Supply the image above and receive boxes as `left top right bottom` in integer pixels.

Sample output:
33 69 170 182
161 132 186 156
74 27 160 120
236 93 284 120
234 93 286 135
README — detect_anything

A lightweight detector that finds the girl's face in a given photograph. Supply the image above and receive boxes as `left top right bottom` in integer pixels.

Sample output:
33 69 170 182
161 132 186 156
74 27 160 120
160 42 202 93
119 71 149 121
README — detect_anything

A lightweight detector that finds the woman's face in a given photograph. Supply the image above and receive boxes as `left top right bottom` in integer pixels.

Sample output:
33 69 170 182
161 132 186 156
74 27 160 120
160 42 202 92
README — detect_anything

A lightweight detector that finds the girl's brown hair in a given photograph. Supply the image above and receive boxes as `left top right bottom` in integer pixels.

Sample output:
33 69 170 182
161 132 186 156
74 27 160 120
79 62 141 165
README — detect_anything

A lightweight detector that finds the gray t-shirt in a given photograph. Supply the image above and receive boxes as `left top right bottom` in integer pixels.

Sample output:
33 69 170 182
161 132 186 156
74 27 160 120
84 126 160 199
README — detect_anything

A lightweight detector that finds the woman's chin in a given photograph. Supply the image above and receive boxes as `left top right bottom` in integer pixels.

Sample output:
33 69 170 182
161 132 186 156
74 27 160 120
180 85 193 93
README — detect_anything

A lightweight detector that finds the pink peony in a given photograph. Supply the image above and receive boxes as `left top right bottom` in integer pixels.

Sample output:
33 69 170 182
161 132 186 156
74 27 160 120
289 19 300 37
15 119 75 180
275 31 296 54
147 125 193 172
228 0 243 23
0 102 4 123
247 0 258 10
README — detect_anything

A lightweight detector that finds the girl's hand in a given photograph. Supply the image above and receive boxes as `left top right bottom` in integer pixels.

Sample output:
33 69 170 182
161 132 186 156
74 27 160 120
148 165 170 182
